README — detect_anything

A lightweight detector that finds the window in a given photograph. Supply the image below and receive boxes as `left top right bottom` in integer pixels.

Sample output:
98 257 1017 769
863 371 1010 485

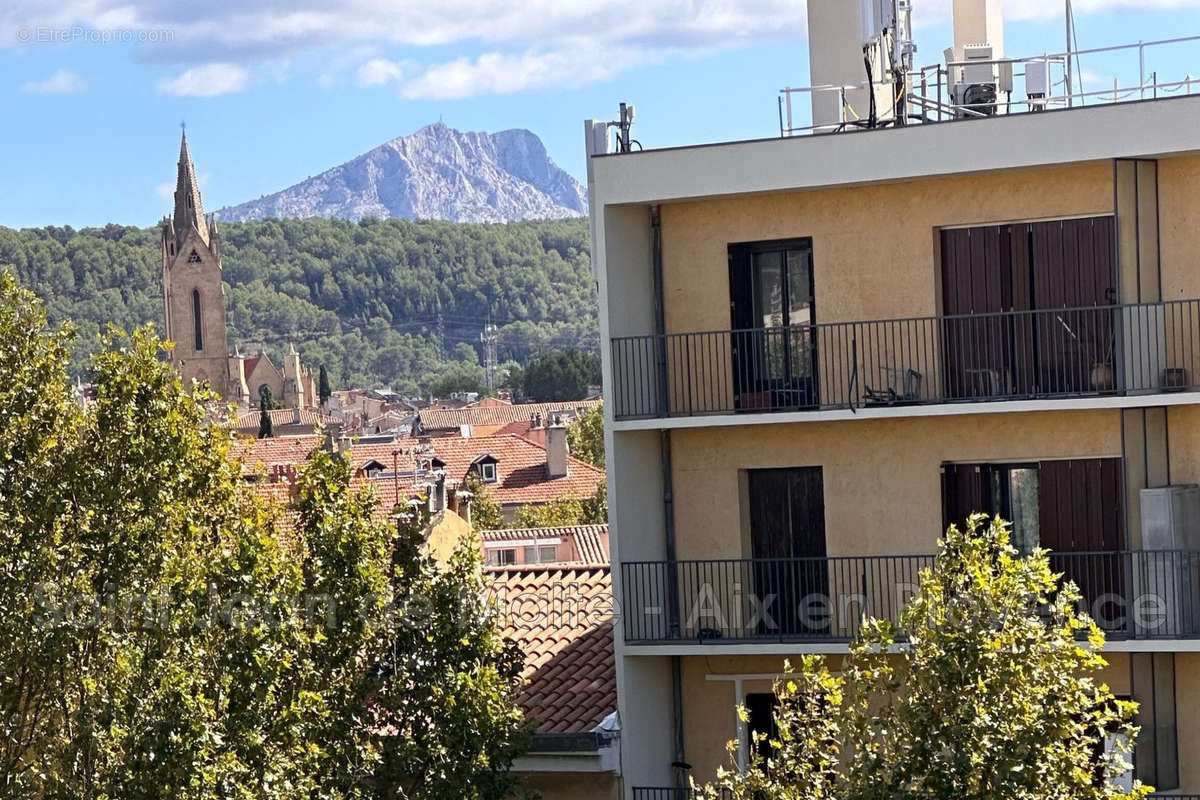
1132 653 1178 790
729 239 817 410
942 458 1126 630
191 289 203 351
522 544 558 564
485 548 516 567
986 464 1040 554
480 462 498 483
187 249 202 263
745 693 780 767
746 467 827 636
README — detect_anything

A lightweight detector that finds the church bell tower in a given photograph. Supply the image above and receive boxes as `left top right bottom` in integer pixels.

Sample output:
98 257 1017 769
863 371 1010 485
161 130 242 403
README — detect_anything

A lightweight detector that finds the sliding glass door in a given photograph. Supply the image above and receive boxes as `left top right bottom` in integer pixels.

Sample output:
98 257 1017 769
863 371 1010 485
730 239 817 411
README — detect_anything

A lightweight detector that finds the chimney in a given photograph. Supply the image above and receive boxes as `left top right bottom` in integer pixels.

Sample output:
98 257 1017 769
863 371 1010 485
338 435 351 459
526 412 548 449
546 415 568 479
431 471 447 513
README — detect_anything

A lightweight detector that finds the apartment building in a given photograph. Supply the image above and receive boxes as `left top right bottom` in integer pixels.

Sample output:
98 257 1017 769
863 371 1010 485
586 18 1200 798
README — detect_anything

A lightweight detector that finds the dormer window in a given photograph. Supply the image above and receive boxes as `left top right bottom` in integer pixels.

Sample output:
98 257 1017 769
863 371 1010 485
362 459 387 479
471 454 500 483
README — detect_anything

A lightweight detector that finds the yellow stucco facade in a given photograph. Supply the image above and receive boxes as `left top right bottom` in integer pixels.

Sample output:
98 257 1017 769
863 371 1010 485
607 141 1200 795
670 409 1122 560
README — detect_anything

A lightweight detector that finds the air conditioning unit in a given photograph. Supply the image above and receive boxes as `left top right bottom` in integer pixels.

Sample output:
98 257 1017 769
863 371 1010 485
952 44 998 117
1135 485 1200 637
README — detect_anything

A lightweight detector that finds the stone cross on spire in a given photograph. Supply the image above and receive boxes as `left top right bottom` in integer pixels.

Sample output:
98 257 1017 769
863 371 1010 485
174 127 209 247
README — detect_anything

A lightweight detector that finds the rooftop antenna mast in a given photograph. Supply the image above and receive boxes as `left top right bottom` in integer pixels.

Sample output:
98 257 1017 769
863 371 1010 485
607 103 639 153
1065 0 1075 106
892 0 916 126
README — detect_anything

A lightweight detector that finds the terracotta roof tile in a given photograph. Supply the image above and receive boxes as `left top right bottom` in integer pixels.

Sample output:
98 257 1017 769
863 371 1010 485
231 435 321 468
429 434 604 506
418 399 600 432
486 565 614 734
228 408 339 432
235 433 601 516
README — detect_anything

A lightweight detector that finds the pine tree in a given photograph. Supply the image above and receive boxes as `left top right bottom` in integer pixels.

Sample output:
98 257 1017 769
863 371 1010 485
317 364 332 406
258 385 275 439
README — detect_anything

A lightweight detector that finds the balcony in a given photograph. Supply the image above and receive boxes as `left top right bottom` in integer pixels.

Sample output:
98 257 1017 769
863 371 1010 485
621 551 1200 644
610 300 1200 421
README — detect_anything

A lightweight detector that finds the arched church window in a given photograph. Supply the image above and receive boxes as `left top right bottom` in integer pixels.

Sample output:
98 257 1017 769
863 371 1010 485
192 289 203 351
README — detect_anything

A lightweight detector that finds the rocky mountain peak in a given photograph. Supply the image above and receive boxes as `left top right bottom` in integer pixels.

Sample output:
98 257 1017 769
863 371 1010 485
215 124 586 224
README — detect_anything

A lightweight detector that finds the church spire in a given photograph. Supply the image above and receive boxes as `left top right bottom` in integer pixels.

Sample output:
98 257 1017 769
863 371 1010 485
173 127 210 247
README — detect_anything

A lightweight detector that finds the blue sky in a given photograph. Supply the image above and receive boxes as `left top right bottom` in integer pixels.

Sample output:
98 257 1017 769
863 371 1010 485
2 1 1199 229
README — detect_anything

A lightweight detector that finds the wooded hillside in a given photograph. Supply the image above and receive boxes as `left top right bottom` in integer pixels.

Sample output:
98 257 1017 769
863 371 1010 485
0 216 597 392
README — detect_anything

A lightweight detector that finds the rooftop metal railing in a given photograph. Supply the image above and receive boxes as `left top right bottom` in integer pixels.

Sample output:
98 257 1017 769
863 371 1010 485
610 299 1200 421
621 550 1200 644
779 34 1200 136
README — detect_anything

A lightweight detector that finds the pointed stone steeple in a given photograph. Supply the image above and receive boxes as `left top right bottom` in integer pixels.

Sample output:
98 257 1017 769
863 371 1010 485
173 129 210 248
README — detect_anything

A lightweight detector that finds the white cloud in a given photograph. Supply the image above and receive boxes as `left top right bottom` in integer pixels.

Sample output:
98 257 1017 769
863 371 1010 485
20 69 85 93
356 57 406 87
399 48 627 100
5 0 1200 97
156 62 248 96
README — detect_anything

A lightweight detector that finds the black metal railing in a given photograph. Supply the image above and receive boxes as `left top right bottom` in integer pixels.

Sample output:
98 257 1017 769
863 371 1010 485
611 299 1200 420
631 789 692 800
635 790 1194 799
621 551 1200 644
632 789 730 800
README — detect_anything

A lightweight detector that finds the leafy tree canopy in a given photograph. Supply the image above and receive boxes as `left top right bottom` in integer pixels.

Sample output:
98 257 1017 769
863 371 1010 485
566 402 604 468
521 349 600 402
698 514 1148 800
0 272 527 799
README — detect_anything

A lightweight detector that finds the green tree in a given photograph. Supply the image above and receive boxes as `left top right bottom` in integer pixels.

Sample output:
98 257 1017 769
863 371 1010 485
368 500 530 799
258 384 276 438
463 472 506 532
580 479 607 525
566 402 604 468
318 363 332 405
521 349 600 402
513 497 586 529
428 359 485 398
511 483 607 529
699 514 1148 800
0 276 528 798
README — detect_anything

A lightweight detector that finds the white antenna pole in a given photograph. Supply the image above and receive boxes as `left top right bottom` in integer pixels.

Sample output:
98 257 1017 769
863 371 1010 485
1065 0 1074 107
